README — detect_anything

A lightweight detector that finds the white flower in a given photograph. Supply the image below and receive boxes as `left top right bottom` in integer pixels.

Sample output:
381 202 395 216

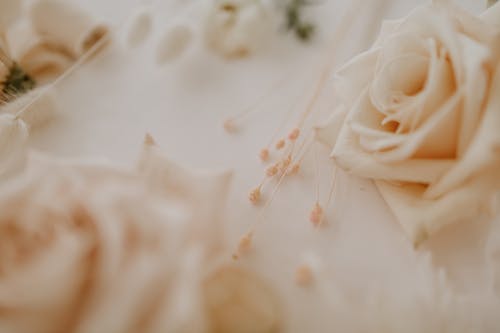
0 137 281 333
156 23 194 65
202 0 272 58
317 1 500 246
0 0 110 84
0 0 110 176
127 7 153 48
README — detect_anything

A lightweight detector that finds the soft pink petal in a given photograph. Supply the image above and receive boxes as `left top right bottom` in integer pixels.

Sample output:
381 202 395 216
315 105 348 149
334 48 379 106
456 34 491 157
377 167 500 247
482 1 500 27
332 121 454 184
426 65 500 198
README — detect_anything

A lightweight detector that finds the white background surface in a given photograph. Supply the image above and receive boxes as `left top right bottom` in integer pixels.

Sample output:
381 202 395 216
26 0 499 331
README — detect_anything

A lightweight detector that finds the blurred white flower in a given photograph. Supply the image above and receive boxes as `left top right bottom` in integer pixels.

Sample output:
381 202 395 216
0 137 282 333
127 7 153 48
156 23 194 64
1 0 109 84
0 0 110 176
202 0 273 58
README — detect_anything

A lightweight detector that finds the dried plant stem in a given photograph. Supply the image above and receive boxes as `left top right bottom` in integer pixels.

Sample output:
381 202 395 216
249 131 314 227
293 132 315 165
14 29 111 120
264 73 318 151
313 142 320 202
224 72 294 127
325 164 338 207
317 164 338 227
297 0 365 128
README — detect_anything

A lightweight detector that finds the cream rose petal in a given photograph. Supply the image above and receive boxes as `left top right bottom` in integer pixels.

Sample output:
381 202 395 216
407 39 455 131
331 117 454 184
138 136 233 252
482 1 500 27
426 65 500 199
315 104 348 149
351 87 460 162
397 4 466 84
377 167 500 247
335 48 379 106
354 34 458 161
370 35 454 131
371 19 404 48
456 34 491 157
370 52 429 115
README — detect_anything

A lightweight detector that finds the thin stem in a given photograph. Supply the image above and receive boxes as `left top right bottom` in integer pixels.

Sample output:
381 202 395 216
0 47 13 69
313 142 320 202
249 130 314 231
225 72 294 125
325 165 337 207
296 0 364 128
265 73 317 149
14 29 111 119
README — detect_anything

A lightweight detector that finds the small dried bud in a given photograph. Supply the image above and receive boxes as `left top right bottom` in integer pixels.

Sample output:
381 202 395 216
259 149 269 162
288 128 300 141
295 264 314 286
223 119 237 133
280 155 292 172
266 164 279 177
233 232 253 259
309 203 324 227
288 163 300 175
249 187 261 205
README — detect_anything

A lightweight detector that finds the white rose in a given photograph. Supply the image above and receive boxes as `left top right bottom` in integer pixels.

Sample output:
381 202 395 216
317 1 500 246
0 139 281 333
203 0 272 58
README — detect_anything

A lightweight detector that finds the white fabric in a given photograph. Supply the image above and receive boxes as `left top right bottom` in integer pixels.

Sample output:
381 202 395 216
19 0 500 332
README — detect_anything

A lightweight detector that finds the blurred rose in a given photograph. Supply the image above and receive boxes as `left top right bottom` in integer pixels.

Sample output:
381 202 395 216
0 140 281 333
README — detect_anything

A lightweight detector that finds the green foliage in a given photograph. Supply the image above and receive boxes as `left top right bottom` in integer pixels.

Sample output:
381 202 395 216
1 63 36 101
285 0 317 42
